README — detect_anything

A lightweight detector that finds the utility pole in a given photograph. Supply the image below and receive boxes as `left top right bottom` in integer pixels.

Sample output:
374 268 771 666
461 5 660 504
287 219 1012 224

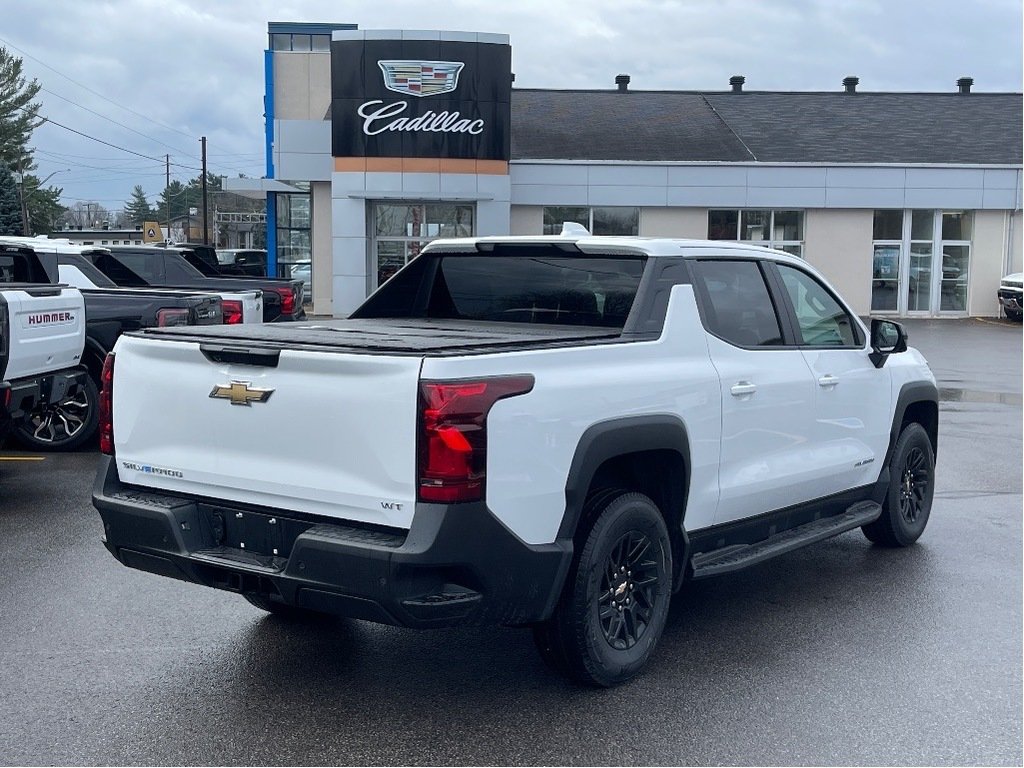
165 154 170 242
201 136 209 245
16 154 30 235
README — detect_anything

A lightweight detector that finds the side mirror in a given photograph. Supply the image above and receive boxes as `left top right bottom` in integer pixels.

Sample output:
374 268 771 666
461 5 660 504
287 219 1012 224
869 318 908 368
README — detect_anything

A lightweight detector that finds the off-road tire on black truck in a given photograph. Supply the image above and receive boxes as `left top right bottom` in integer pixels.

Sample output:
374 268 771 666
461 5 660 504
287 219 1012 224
533 492 672 687
862 422 935 547
14 376 99 451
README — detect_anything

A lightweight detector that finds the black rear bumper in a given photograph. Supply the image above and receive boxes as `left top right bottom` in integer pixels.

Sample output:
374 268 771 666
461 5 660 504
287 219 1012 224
92 455 572 628
2 367 89 421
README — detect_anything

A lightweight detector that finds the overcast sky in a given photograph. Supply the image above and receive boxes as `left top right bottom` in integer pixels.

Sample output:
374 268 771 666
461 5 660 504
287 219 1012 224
3 0 1021 212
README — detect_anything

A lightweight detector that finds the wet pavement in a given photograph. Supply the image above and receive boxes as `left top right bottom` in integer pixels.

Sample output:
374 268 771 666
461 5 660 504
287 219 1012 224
0 318 1020 765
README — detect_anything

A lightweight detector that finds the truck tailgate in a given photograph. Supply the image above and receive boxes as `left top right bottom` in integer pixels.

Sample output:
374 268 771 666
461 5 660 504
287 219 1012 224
111 333 422 529
0 285 85 381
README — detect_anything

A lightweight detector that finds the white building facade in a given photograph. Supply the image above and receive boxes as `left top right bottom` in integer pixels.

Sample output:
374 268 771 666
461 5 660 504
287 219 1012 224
229 23 1023 319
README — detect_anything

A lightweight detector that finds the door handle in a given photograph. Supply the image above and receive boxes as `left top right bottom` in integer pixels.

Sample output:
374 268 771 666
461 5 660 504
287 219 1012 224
730 381 757 397
818 374 840 388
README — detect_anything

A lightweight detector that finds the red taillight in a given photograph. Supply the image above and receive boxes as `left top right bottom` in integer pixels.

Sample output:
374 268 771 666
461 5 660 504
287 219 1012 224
273 287 296 316
156 308 189 327
418 375 534 503
222 299 243 324
99 353 115 455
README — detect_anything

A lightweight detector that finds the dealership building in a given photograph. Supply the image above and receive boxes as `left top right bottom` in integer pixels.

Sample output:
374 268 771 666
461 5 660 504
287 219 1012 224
225 21 1023 318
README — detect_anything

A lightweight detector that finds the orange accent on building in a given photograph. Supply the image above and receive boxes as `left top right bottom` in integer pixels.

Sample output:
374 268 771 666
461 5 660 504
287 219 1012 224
333 157 508 175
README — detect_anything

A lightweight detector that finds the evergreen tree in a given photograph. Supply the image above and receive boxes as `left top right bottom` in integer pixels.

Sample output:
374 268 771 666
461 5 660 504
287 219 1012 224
0 47 42 171
157 180 188 221
25 178 65 234
124 184 154 224
0 164 23 235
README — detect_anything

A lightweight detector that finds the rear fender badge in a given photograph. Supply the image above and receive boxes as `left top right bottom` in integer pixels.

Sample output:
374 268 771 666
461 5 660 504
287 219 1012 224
209 381 275 406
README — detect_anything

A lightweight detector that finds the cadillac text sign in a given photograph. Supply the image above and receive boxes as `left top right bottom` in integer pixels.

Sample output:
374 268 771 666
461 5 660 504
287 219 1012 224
331 37 511 161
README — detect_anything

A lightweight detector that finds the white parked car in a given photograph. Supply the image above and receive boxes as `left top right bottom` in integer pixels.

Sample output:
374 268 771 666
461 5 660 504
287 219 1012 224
93 235 939 686
998 272 1023 320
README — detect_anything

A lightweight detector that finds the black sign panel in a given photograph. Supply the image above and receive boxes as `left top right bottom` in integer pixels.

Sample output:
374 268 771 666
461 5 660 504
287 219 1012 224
331 38 511 161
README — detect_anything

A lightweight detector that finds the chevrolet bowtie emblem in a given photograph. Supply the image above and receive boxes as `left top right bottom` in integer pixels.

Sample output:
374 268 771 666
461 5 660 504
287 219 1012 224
209 381 274 406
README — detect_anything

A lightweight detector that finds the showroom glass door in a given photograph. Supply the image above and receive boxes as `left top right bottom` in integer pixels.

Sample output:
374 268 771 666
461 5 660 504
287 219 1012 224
872 210 972 317
371 202 475 290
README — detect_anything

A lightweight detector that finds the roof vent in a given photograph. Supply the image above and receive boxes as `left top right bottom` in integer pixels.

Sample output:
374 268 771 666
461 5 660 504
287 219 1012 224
729 75 745 92
615 74 630 92
843 76 859 93
957 76 973 94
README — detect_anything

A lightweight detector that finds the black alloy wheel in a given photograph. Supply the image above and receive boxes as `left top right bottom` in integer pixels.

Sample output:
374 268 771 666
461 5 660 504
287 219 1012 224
862 422 935 547
14 376 99 452
533 491 672 687
598 530 661 651
898 445 931 525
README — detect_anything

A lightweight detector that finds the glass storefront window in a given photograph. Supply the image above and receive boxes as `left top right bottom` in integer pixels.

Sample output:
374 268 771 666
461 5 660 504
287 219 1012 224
542 207 590 235
871 209 972 316
942 211 972 241
740 210 770 241
708 210 738 240
772 210 803 241
873 210 903 240
592 207 639 236
709 209 803 256
275 192 312 293
907 243 932 312
371 202 475 289
541 207 639 236
911 210 934 240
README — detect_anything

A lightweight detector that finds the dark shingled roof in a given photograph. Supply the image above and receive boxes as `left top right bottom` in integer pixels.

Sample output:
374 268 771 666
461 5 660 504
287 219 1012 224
510 89 1022 165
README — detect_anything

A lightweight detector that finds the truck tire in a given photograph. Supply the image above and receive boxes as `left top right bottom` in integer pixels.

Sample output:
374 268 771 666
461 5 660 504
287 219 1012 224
862 422 935 547
14 376 99 452
533 491 672 687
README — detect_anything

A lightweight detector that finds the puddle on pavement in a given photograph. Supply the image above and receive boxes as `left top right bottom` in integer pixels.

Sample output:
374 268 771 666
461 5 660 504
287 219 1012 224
939 387 1023 405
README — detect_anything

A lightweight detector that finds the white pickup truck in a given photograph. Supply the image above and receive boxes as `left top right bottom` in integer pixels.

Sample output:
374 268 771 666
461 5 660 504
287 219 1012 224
1 242 88 446
4 239 264 326
93 235 939 686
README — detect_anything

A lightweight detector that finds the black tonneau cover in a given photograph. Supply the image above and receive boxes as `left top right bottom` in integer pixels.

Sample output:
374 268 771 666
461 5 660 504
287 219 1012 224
132 318 622 356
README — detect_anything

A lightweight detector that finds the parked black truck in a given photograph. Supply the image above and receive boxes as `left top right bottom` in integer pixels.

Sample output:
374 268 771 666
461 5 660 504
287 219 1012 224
103 245 304 322
7 248 223 451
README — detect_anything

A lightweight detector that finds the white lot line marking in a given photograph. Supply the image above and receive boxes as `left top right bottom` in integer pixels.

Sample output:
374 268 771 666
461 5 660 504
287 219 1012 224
0 456 46 462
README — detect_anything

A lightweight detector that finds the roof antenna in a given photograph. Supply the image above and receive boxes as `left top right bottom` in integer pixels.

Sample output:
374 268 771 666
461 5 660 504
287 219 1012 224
560 222 591 237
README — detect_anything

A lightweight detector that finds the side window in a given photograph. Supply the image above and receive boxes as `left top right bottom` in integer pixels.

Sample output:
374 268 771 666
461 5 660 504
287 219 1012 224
776 264 859 347
111 252 164 284
690 260 784 347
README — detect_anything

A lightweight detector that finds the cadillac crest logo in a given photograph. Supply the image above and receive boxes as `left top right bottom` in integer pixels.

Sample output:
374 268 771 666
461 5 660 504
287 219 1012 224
378 60 464 97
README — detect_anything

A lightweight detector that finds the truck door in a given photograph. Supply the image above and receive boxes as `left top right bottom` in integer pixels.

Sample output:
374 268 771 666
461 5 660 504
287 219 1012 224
770 262 893 496
689 259 819 525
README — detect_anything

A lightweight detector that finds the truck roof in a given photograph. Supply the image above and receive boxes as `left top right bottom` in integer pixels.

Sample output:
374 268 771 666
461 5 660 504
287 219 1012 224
422 235 806 266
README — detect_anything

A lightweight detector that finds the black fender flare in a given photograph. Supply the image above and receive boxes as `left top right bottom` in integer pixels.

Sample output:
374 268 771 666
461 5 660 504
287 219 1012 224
885 380 939 467
558 414 691 542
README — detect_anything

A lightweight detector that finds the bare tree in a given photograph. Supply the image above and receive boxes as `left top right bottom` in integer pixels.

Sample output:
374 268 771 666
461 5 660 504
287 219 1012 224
60 201 111 230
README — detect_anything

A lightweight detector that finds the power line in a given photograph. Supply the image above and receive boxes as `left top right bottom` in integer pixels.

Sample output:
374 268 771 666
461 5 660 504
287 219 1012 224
0 34 197 140
40 87 200 159
20 105 203 170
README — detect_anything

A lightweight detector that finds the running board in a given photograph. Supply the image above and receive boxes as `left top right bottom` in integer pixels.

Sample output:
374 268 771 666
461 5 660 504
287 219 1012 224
689 501 882 580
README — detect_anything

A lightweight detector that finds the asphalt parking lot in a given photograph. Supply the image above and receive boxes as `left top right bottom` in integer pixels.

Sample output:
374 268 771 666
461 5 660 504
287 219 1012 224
0 318 1020 766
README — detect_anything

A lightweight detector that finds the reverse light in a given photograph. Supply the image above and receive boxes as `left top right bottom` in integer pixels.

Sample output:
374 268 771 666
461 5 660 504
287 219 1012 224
418 375 534 503
222 299 243 324
99 353 115 455
156 308 190 327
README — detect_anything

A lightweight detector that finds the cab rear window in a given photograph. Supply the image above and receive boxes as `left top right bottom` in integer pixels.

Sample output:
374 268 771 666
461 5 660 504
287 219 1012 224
353 250 646 328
